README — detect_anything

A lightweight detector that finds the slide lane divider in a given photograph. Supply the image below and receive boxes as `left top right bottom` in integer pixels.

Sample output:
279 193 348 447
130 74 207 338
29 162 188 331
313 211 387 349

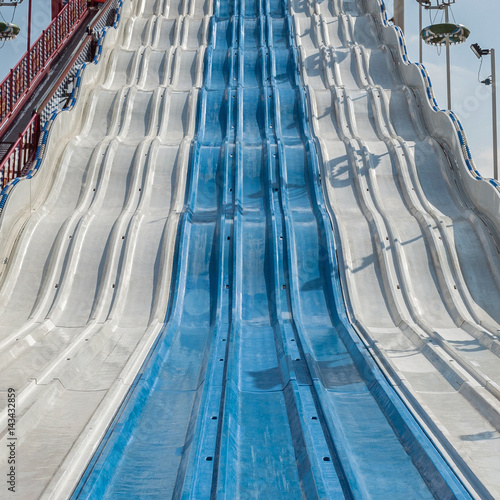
265 135 348 497
262 10 352 497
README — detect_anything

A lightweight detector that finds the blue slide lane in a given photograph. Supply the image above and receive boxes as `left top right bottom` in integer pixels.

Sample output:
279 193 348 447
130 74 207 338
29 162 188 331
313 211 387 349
73 0 472 497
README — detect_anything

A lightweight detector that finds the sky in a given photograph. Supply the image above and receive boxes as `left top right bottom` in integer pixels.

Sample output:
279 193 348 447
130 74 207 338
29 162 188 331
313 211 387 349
0 0 498 179
0 0 51 73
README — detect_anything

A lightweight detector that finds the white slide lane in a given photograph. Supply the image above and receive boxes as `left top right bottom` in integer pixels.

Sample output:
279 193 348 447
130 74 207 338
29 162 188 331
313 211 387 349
0 0 212 497
292 0 500 496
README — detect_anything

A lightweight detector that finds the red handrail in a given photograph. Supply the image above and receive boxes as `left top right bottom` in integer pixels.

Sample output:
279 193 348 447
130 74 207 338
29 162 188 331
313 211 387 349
0 113 40 188
0 0 88 134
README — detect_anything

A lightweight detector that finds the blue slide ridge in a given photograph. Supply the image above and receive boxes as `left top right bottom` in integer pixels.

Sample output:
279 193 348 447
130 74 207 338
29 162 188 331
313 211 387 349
72 0 472 497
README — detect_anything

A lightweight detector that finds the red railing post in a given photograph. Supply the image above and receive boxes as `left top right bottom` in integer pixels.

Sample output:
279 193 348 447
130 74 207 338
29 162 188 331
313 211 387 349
9 69 13 118
44 29 48 66
18 132 23 169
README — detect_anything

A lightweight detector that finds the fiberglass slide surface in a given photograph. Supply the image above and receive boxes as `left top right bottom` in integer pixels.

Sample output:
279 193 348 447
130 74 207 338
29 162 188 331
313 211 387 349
73 0 470 498
0 0 209 496
292 0 500 496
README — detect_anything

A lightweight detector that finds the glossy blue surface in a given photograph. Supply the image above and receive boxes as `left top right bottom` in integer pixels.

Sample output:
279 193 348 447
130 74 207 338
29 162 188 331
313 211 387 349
73 0 473 497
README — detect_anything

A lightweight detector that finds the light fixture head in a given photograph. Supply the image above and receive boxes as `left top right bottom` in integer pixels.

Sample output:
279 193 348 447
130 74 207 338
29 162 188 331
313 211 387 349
416 0 455 7
471 43 490 58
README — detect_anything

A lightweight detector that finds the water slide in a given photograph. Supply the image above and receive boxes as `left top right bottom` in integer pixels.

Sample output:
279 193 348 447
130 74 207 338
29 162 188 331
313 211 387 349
0 0 498 497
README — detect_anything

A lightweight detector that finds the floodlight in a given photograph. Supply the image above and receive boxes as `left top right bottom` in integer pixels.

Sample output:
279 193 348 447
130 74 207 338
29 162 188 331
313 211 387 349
471 43 490 59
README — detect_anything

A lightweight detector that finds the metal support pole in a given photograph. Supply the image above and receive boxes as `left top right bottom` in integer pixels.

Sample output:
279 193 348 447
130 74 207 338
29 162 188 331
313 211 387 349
27 0 32 81
492 48 498 180
394 0 404 34
445 5 451 109
27 0 32 50
419 3 423 63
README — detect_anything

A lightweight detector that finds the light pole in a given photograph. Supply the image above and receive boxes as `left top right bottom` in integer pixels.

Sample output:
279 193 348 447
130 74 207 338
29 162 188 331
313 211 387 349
494 48 498 181
418 1 459 109
471 43 498 181
444 3 451 109
26 0 31 52
419 2 423 63
27 0 32 80
394 0 404 34
417 0 432 64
